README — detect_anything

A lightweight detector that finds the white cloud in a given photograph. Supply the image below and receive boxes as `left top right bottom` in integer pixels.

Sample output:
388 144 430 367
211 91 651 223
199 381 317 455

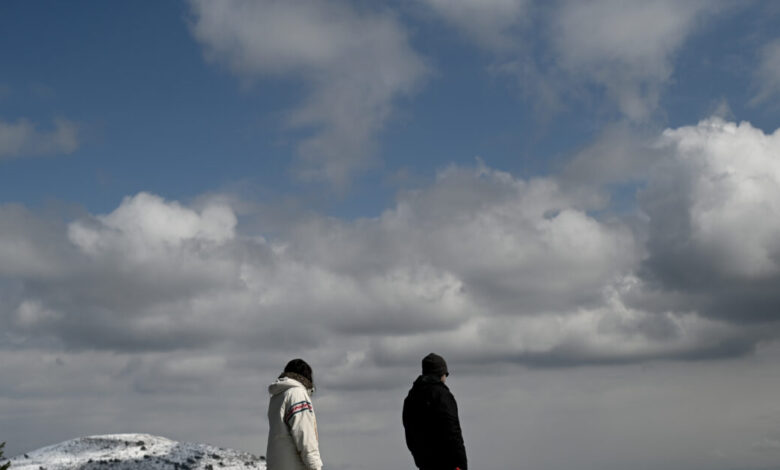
68 192 237 258
0 118 79 160
752 38 780 106
422 0 728 121
556 117 780 327
187 0 429 187
420 0 529 49
550 0 722 120
649 118 780 279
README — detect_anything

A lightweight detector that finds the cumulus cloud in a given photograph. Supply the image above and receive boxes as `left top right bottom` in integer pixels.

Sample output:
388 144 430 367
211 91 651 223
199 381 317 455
187 0 429 187
68 192 237 258
639 118 780 324
3 156 769 368
0 118 79 160
654 119 780 279
751 38 780 106
1 194 242 352
557 117 780 331
5 123 780 445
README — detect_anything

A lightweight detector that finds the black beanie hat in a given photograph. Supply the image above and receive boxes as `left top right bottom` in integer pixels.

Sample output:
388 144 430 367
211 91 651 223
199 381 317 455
283 358 313 383
422 353 449 377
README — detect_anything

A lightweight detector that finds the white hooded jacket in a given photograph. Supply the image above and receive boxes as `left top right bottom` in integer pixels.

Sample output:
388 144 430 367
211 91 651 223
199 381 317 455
266 377 323 470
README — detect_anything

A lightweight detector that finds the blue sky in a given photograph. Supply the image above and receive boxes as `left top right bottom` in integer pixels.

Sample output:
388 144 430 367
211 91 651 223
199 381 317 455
4 2 780 470
3 1 776 216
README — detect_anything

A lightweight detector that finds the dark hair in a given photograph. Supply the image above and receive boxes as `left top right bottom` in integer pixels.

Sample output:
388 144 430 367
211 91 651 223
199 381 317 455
283 358 313 383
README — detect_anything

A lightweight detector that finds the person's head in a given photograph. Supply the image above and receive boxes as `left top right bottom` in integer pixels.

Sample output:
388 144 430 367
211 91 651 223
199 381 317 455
282 358 313 385
422 353 449 382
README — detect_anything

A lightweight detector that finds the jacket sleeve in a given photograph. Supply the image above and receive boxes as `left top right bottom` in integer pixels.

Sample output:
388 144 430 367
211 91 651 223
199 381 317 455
402 395 421 461
438 391 467 470
285 389 323 470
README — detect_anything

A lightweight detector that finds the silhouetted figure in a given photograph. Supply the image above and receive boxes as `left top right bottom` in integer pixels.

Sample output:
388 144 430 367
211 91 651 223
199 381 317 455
403 353 467 470
267 358 322 470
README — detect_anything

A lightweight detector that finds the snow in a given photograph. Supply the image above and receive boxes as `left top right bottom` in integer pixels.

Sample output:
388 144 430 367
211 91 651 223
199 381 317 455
5 434 266 470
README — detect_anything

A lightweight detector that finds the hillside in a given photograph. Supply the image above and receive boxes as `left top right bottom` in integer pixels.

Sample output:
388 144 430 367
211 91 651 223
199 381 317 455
5 434 266 470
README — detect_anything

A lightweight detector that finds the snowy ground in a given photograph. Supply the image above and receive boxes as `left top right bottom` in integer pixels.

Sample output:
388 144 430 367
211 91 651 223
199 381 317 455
5 434 266 470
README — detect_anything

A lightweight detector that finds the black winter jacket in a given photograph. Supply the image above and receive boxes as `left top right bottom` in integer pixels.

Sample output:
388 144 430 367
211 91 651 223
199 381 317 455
402 375 467 470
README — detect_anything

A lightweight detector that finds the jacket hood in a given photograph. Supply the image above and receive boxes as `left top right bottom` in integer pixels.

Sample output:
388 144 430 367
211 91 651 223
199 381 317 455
413 374 448 389
268 376 314 396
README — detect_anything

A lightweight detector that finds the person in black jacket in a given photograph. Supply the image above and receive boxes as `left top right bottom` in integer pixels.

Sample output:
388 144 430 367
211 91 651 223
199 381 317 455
402 353 467 470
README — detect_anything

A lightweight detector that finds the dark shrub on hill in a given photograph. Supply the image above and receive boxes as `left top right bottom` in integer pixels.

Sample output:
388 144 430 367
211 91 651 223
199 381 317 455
1 441 11 470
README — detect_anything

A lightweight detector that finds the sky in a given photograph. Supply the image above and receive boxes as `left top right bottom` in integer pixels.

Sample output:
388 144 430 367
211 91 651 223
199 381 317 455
2 1 780 469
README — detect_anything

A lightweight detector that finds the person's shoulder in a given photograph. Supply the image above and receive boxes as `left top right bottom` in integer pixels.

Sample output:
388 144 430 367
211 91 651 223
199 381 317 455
433 382 456 401
284 382 311 401
417 378 448 396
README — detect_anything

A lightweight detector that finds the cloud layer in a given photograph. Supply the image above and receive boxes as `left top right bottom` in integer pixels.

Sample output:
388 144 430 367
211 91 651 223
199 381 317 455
4 118 780 369
640 118 780 327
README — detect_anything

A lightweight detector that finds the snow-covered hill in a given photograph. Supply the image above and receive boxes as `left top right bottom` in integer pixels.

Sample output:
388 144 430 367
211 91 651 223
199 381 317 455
5 434 266 470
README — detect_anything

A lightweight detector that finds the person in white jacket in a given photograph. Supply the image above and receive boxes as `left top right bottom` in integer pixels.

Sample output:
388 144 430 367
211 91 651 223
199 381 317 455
267 359 323 470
